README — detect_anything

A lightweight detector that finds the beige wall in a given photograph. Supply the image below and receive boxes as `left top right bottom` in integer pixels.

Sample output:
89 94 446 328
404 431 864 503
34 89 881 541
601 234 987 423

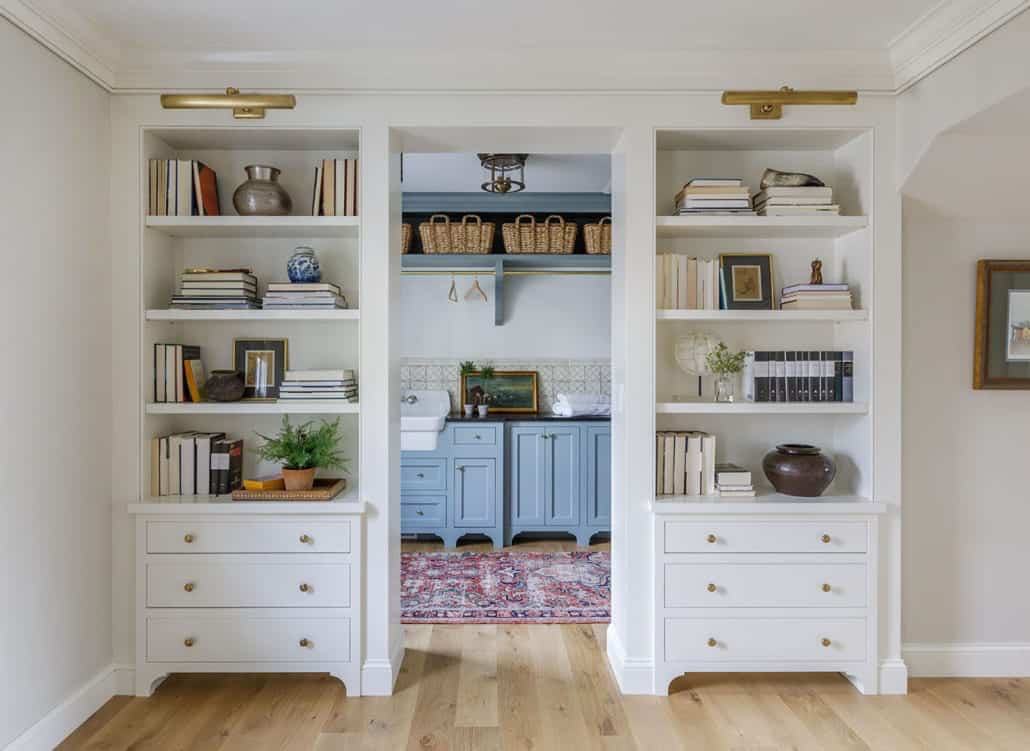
0 18 112 747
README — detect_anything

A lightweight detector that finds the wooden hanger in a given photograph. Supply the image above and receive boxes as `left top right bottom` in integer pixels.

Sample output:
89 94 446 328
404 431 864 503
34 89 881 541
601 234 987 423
465 273 488 302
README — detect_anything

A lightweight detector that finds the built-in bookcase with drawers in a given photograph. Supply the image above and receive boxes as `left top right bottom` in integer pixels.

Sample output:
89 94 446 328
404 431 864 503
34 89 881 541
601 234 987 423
138 128 362 503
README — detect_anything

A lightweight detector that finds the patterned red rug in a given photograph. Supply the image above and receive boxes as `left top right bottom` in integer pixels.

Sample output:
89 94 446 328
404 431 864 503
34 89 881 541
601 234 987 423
401 551 611 624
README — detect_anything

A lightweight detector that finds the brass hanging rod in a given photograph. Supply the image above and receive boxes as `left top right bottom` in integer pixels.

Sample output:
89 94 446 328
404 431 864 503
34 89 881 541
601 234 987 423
401 270 610 276
721 86 857 120
160 87 296 120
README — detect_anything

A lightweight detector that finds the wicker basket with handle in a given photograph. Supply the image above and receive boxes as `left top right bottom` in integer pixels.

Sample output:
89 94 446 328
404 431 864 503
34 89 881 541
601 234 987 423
502 214 576 254
401 223 412 254
419 214 494 254
584 217 612 255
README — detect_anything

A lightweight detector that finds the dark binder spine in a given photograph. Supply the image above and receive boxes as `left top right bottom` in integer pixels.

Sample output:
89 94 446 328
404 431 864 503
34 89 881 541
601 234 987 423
809 351 822 402
776 351 787 402
785 351 797 402
822 351 833 401
842 351 854 402
832 352 844 402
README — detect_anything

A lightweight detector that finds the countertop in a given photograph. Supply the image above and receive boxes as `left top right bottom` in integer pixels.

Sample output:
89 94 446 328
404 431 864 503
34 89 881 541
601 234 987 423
446 412 610 423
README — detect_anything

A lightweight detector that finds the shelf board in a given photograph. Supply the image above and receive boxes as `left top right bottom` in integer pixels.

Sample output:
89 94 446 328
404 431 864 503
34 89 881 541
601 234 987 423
650 491 885 515
146 309 359 322
655 215 867 239
402 191 611 214
146 402 359 415
656 309 867 323
128 494 365 515
400 253 611 273
145 216 360 238
656 401 868 415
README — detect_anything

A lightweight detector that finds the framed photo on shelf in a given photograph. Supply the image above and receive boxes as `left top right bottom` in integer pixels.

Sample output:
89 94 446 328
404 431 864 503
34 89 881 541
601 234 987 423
460 370 539 413
233 338 289 399
974 260 1030 389
718 253 775 310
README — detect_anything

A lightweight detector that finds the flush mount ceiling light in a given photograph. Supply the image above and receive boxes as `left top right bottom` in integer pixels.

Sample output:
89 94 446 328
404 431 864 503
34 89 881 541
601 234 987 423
160 87 296 120
479 153 527 193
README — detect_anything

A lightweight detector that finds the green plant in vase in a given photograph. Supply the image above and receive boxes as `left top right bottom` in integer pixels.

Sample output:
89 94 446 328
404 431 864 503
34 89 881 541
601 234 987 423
255 416 347 491
705 342 747 403
478 365 495 415
459 361 477 416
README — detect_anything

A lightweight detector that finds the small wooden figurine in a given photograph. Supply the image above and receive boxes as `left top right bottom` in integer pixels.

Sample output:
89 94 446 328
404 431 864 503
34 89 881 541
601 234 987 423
810 259 823 285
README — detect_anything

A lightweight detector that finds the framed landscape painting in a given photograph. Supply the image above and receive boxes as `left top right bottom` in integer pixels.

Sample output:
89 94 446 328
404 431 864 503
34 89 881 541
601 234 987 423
973 260 1030 389
460 370 538 413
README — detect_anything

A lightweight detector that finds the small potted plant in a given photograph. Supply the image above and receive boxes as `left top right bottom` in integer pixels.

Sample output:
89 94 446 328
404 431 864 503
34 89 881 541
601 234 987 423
477 365 495 417
255 416 347 491
459 360 477 417
705 342 747 403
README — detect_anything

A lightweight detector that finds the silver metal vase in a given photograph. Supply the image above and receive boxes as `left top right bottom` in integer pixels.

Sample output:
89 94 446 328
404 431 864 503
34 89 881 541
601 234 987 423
232 165 292 216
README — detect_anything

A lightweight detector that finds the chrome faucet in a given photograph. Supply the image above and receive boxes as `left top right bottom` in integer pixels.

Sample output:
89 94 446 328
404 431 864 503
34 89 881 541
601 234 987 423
402 394 419 405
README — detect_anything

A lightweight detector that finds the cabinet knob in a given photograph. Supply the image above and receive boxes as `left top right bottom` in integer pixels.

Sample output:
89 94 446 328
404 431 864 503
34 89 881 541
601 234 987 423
299 583 311 593
821 534 831 544
183 582 195 592
183 534 194 544
707 638 717 648
475 434 482 440
416 473 424 479
706 583 717 593
822 583 832 593
458 466 465 473
706 534 717 544
299 534 313 544
415 510 424 516
184 638 195 647
821 638 832 647
299 638 311 648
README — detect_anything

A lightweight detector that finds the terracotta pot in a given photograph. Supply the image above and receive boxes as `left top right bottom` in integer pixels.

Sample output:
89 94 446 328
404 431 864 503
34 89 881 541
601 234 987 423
762 444 836 497
281 467 317 491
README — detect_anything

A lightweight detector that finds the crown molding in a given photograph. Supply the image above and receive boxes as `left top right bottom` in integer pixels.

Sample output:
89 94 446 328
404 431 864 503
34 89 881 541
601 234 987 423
890 0 1030 92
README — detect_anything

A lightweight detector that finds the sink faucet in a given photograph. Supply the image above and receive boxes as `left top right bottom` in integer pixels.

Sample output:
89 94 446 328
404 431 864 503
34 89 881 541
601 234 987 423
402 394 419 405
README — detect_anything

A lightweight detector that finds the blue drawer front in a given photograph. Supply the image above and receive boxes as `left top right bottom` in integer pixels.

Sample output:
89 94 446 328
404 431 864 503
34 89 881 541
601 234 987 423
401 496 447 528
400 459 447 492
452 424 498 446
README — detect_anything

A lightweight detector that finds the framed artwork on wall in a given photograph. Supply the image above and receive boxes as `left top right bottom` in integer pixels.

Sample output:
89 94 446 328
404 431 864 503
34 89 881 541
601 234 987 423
233 338 289 399
718 253 775 310
460 370 539 413
973 260 1030 389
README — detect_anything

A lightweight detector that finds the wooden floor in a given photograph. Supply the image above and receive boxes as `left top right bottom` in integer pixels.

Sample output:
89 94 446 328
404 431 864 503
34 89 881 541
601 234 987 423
60 540 1030 750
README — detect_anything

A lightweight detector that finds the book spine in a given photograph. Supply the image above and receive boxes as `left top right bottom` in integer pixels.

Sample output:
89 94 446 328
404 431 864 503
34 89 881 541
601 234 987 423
785 351 797 402
833 352 844 402
824 351 835 401
227 440 244 491
842 351 854 402
158 437 170 496
211 440 228 495
775 351 787 402
742 351 756 402
809 352 821 402
755 352 769 402
150 437 160 498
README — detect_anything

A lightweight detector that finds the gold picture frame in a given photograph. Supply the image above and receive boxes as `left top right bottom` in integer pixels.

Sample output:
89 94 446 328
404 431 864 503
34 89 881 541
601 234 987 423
460 370 539 413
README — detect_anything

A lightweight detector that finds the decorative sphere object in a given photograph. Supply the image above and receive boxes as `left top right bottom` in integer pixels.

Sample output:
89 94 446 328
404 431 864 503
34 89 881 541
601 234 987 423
233 164 292 216
204 370 246 402
674 333 719 377
287 246 322 283
762 444 837 497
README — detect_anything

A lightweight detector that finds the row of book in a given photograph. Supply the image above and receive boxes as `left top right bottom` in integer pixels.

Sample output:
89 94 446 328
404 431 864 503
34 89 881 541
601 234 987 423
674 178 755 216
171 270 258 310
263 282 349 310
280 369 358 402
150 432 243 497
148 159 220 217
154 343 204 402
743 351 855 403
781 283 852 310
312 159 359 216
657 254 719 310
755 186 839 217
715 464 755 498
656 431 716 497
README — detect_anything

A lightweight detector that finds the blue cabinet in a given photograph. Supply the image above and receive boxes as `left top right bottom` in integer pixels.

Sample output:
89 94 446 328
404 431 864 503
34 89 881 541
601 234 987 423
545 425 581 526
509 426 547 526
584 424 612 528
453 458 497 528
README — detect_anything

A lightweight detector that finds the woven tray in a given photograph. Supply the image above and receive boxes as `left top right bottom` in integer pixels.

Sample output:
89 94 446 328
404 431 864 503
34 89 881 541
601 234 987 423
231 478 347 501
584 217 611 254
502 214 576 254
419 214 494 254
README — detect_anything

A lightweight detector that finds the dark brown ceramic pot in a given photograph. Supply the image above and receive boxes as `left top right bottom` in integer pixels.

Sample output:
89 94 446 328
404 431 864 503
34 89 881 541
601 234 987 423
205 369 246 402
762 444 836 497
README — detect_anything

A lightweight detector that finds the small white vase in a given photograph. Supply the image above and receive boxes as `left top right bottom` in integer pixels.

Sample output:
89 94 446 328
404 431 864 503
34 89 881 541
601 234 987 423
477 405 489 417
463 404 474 417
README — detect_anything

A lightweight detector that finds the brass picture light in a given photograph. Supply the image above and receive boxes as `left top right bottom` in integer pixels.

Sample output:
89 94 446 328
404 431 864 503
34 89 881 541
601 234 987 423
721 86 858 120
160 87 296 120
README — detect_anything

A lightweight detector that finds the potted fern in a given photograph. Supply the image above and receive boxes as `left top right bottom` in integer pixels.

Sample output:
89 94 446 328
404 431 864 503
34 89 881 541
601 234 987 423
255 416 347 490
705 342 747 403
459 360 477 417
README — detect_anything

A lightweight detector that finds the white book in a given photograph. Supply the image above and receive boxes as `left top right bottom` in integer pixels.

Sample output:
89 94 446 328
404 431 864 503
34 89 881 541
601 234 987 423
656 257 664 309
676 256 688 310
701 433 717 495
742 351 756 402
194 432 225 495
685 433 703 496
168 434 183 495
673 433 687 496
335 158 345 217
656 433 665 494
312 163 323 216
158 436 170 496
663 434 676 496
666 256 677 311
177 160 193 217
155 344 166 402
164 346 176 403
285 369 353 381
180 434 197 495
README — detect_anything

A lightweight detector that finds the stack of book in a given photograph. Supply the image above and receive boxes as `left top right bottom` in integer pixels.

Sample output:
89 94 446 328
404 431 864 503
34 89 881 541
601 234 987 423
171 270 259 310
279 369 358 402
656 254 719 310
153 343 204 402
655 431 717 497
753 186 839 216
150 433 243 496
312 158 359 216
780 283 852 310
262 282 348 310
715 463 755 498
743 350 855 402
148 159 220 216
674 178 754 216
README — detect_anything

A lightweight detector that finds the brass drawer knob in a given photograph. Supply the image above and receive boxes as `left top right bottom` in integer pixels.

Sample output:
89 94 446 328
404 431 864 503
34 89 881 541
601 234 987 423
183 582 195 592
821 638 832 647
299 583 310 593
299 534 313 544
706 534 717 544
707 638 717 647
299 638 311 648
822 583 832 593
821 534 831 544
706 583 717 593
415 510 425 516
184 638 195 647
475 434 482 440
183 534 194 543
416 472 424 478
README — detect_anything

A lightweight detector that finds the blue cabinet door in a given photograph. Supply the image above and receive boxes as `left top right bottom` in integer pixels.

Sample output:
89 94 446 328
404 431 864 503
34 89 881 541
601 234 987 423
546 426 580 526
509 426 547 526
453 458 496 528
584 424 612 527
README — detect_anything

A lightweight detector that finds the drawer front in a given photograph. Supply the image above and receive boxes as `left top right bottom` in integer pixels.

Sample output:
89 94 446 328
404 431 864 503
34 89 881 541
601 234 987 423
147 614 350 663
665 563 867 608
665 521 867 554
400 459 448 492
665 617 866 663
452 425 498 446
146 520 350 554
400 496 447 528
147 563 350 608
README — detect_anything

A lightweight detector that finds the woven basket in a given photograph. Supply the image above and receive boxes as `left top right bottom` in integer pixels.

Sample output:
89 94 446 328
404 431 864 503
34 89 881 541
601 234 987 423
502 214 576 254
401 223 412 254
584 217 612 255
419 214 494 254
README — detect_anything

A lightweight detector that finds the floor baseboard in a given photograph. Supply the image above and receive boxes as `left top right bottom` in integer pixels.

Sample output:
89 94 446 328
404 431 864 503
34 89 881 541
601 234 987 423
904 642 1030 677
361 637 406 696
605 624 654 695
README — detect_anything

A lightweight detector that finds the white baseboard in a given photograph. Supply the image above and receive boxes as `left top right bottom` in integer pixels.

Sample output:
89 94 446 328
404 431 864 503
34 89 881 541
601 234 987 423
360 637 405 696
878 657 910 694
5 662 132 751
904 642 1030 677
605 624 654 695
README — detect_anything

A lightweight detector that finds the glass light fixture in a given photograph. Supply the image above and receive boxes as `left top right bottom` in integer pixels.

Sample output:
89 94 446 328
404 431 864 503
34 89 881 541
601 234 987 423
479 153 527 193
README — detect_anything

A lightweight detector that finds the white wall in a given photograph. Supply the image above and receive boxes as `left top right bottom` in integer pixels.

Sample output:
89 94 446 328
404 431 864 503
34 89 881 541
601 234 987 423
0 18 112 748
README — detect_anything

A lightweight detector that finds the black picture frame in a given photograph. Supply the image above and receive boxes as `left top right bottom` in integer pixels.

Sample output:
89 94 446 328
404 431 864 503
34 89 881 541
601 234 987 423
718 253 775 310
233 338 289 399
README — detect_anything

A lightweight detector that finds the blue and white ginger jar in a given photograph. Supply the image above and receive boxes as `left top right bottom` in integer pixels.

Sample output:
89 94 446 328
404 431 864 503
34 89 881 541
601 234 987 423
287 246 321 283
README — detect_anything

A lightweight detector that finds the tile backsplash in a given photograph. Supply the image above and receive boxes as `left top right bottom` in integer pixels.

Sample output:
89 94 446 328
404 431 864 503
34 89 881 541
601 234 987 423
400 358 611 413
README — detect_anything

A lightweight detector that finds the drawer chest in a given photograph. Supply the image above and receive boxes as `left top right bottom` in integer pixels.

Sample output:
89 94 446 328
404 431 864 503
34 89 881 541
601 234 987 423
129 501 365 697
653 502 886 695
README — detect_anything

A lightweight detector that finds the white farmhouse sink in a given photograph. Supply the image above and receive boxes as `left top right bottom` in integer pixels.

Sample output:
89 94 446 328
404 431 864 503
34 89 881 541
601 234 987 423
400 390 450 451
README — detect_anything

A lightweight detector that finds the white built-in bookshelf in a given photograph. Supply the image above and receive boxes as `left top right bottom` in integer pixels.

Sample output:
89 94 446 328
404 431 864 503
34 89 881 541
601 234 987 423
139 127 362 504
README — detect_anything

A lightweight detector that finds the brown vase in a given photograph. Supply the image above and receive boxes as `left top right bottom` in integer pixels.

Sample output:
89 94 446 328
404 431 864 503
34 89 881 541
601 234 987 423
762 444 836 497
282 467 316 491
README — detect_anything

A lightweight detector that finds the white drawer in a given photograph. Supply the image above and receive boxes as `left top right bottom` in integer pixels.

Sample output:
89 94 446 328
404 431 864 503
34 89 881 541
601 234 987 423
665 521 867 554
665 562 867 608
665 617 866 663
147 614 350 663
146 563 350 608
146 520 351 554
